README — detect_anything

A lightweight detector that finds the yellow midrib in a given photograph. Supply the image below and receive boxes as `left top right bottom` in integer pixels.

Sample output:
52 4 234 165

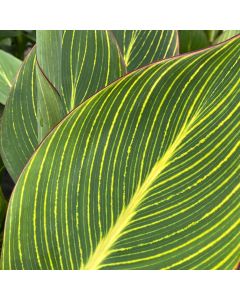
81 122 193 270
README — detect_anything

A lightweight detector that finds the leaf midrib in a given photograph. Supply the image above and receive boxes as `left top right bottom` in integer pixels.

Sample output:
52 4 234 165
81 117 196 270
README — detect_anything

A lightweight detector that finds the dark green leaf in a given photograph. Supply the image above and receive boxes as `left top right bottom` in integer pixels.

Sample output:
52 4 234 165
113 30 179 71
0 50 21 104
37 30 126 111
1 37 239 270
179 30 210 54
214 30 240 44
0 31 126 181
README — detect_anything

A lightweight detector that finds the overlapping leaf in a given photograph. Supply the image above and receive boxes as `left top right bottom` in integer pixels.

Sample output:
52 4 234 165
0 192 6 231
36 65 65 142
113 30 178 71
0 48 38 181
1 36 239 270
0 191 7 253
37 30 126 111
0 47 63 181
0 50 21 105
214 30 240 44
179 30 210 53
0 158 7 253
206 30 221 43
0 159 7 232
0 31 126 181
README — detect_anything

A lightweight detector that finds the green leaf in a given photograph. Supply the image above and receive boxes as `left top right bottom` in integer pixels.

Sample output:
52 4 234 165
0 30 22 40
0 48 64 181
113 30 179 71
0 153 9 255
36 30 62 91
0 158 7 232
205 30 221 43
0 139 7 230
0 104 4 119
0 50 21 105
36 64 65 142
0 31 126 181
0 48 38 182
0 188 7 232
1 36 239 270
0 231 3 255
213 30 240 44
179 30 210 54
37 30 126 112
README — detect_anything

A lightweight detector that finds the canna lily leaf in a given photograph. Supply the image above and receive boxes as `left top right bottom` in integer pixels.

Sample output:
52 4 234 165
36 64 65 142
0 31 126 181
0 196 7 254
179 30 210 54
36 30 62 92
0 48 64 181
1 36 239 270
0 48 38 182
0 157 7 253
0 189 7 230
0 50 21 105
37 30 126 112
205 30 221 43
0 190 7 254
0 158 7 232
113 30 179 71
213 30 240 44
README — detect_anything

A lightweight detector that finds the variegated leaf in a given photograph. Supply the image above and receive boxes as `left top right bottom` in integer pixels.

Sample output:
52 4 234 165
113 30 178 71
37 30 126 111
0 50 21 105
179 30 210 53
0 31 126 181
214 30 240 44
1 36 239 270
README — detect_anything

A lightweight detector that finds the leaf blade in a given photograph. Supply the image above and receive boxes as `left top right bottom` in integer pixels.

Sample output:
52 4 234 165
0 48 38 181
0 50 21 105
179 30 210 53
37 30 126 111
0 31 127 181
1 37 240 270
113 30 179 71
213 30 240 44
